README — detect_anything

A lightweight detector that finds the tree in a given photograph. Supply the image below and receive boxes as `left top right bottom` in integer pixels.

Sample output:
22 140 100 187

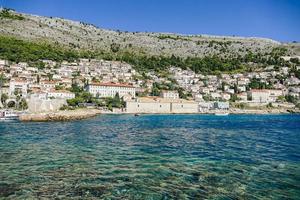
1 93 8 107
0 73 6 88
19 98 28 110
290 57 299 64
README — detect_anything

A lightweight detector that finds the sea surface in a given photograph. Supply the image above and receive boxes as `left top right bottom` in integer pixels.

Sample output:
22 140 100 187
0 114 300 199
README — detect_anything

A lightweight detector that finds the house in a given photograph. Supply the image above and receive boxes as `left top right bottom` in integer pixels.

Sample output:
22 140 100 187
214 102 230 110
86 82 136 98
40 80 59 90
9 79 28 97
268 89 284 102
221 93 231 101
237 92 248 101
198 102 213 112
160 90 179 99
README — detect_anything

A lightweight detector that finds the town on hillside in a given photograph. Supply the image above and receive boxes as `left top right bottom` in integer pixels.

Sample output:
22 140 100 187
0 56 300 115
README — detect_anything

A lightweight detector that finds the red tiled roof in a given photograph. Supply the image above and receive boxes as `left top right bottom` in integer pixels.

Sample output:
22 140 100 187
49 89 74 94
41 80 58 84
90 82 135 88
250 89 269 93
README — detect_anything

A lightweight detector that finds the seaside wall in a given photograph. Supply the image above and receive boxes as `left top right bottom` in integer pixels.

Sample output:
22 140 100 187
126 101 170 113
28 98 66 113
126 101 198 113
171 102 199 113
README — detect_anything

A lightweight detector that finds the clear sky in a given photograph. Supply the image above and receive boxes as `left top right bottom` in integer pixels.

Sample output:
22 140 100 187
2 0 300 42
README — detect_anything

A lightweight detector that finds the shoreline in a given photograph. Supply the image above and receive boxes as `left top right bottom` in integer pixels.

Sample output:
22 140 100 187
19 108 101 122
18 108 299 122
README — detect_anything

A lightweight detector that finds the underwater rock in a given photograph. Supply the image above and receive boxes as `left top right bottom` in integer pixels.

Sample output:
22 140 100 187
73 185 108 197
0 183 18 197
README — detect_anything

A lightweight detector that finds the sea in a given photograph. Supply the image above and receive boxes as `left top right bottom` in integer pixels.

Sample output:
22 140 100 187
1 114 300 199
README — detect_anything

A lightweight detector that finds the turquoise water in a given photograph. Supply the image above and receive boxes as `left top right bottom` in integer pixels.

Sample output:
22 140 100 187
0 114 300 199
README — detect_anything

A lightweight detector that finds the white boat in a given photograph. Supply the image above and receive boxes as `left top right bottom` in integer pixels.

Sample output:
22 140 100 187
214 112 229 116
0 110 19 121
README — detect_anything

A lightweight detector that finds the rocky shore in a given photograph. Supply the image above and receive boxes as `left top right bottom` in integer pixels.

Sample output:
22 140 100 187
19 109 101 122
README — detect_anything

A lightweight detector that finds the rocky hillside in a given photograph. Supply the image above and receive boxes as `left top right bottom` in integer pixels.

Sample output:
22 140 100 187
0 9 291 59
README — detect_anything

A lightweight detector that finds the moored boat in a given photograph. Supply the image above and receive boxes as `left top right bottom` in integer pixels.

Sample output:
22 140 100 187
0 110 20 121
214 112 229 116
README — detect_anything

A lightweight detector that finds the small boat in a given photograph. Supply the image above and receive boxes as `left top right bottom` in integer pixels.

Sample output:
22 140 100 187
134 113 140 116
214 112 229 116
0 110 19 121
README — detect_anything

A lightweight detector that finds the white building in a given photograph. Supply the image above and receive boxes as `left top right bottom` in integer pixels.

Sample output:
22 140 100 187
86 82 136 98
248 90 270 103
40 81 59 91
248 89 283 103
160 90 179 99
47 90 75 99
9 79 28 97
214 102 230 110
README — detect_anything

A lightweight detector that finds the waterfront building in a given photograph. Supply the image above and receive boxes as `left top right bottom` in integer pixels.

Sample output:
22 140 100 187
248 89 283 103
198 102 214 112
86 82 136 98
126 97 198 113
248 90 269 103
213 102 230 110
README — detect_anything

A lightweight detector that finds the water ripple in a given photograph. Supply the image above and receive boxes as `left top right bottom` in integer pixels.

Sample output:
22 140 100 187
0 114 300 199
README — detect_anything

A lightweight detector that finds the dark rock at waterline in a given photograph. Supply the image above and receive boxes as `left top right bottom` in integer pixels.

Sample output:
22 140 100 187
0 183 18 197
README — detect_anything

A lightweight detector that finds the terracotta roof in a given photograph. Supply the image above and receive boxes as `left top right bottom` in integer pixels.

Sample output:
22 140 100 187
41 80 58 84
10 78 27 83
250 89 269 93
90 82 135 88
129 97 197 104
48 89 74 94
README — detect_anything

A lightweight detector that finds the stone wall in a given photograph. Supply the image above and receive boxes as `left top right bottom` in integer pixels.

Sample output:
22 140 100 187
171 102 199 113
28 98 66 113
126 101 198 114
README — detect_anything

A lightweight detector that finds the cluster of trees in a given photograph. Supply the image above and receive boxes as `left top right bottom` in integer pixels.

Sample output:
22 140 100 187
0 36 95 63
248 78 273 90
0 8 24 20
66 84 125 110
157 34 191 41
115 53 246 74
150 82 191 99
0 35 290 75
103 93 125 110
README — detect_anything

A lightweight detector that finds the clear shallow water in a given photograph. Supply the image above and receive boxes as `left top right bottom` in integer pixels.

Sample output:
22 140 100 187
0 114 300 199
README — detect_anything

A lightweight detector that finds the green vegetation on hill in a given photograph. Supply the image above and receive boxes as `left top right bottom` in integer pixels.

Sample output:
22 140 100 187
0 35 97 62
0 35 289 74
157 34 191 41
0 8 24 20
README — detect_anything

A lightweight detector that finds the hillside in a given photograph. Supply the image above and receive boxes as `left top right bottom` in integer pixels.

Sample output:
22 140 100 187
0 8 299 75
1 9 291 58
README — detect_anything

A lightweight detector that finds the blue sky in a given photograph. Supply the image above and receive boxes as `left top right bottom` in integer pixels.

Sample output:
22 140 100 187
2 0 300 42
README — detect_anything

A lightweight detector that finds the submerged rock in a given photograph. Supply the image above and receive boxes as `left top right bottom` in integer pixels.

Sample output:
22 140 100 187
0 183 18 197
73 185 108 197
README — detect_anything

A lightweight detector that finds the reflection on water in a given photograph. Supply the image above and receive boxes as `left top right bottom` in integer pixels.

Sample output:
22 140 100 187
0 114 300 199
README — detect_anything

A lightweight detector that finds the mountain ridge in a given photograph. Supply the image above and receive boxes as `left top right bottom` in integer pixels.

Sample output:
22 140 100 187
1 9 291 59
